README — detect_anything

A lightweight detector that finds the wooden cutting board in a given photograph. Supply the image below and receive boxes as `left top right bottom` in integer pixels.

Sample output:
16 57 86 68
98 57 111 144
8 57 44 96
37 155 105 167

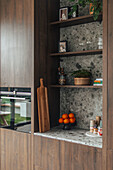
37 78 50 133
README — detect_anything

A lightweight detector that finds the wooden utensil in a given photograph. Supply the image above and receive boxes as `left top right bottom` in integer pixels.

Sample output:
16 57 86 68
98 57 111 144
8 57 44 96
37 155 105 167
37 78 50 133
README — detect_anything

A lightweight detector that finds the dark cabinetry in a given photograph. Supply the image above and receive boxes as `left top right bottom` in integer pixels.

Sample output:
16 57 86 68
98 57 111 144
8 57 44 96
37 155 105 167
0 0 33 87
34 135 102 170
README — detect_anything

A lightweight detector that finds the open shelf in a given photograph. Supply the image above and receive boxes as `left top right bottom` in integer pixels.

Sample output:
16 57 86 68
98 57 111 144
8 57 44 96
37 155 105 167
50 49 103 57
50 85 102 88
50 14 102 28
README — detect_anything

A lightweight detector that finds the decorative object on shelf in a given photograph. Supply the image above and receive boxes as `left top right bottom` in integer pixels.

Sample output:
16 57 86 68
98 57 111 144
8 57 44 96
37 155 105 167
90 120 95 133
98 37 103 49
59 41 67 53
89 3 94 15
96 116 101 126
85 131 102 138
68 0 103 20
98 120 102 136
59 113 76 130
93 78 103 86
69 6 78 18
88 116 102 137
71 69 91 86
58 67 66 85
37 78 50 133
93 124 98 134
59 7 68 21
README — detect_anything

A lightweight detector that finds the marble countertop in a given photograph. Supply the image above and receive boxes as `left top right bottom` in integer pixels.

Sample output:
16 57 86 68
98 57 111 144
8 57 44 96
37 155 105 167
34 126 102 148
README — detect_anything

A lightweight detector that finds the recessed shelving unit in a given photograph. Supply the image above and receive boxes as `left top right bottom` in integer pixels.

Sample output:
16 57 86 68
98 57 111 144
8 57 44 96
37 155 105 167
50 85 102 88
47 4 103 150
50 49 103 57
50 14 102 28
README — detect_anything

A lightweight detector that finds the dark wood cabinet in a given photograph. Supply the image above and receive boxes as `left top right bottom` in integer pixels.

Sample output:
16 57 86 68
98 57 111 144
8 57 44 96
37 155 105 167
34 135 102 170
0 0 34 87
0 129 31 170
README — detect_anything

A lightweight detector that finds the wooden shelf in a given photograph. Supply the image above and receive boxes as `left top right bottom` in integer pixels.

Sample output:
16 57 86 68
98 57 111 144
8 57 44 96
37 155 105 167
50 14 102 28
50 49 103 57
50 85 102 88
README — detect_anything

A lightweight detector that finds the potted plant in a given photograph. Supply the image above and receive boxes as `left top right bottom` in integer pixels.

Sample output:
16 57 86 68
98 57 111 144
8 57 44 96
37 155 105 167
71 69 92 85
69 0 103 20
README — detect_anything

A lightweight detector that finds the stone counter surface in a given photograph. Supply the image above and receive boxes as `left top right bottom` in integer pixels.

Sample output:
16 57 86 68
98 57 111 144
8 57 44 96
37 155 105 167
34 126 102 148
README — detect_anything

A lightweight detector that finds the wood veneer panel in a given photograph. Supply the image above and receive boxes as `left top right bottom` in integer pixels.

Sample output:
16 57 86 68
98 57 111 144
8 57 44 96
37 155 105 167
34 135 102 170
102 0 108 170
50 14 102 28
34 0 48 132
1 0 33 87
1 129 31 170
47 0 60 128
50 49 102 57
50 85 102 88
107 0 113 150
107 150 113 170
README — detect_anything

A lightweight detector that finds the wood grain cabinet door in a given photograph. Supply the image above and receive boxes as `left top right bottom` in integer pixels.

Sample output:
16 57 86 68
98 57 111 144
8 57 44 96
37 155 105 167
0 0 34 87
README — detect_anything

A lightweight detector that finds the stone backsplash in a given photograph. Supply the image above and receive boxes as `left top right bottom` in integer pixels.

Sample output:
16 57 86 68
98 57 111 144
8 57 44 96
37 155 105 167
60 0 103 129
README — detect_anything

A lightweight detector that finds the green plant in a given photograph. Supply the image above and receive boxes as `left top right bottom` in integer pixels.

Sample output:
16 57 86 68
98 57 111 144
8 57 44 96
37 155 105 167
69 0 102 20
71 69 92 78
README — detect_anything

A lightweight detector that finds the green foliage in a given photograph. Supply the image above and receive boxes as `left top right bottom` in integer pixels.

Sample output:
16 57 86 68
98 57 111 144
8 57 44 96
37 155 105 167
69 0 102 20
0 114 31 125
71 69 92 78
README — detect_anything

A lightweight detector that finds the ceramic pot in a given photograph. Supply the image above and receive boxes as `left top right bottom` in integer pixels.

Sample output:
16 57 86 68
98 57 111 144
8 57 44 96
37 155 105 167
74 78 90 86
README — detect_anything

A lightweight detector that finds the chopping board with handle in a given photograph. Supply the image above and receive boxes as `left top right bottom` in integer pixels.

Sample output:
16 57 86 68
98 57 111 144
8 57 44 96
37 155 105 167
37 78 50 133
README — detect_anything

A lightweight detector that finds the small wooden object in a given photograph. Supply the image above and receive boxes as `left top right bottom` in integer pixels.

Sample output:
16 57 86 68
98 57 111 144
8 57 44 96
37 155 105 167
37 78 50 133
74 78 90 85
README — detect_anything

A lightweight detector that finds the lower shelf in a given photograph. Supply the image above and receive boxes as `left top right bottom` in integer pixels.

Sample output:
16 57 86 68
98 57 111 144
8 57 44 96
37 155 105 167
50 85 103 88
34 126 102 148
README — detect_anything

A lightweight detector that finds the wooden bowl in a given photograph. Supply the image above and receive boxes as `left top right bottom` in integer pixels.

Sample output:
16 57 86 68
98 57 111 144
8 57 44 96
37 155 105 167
74 78 90 86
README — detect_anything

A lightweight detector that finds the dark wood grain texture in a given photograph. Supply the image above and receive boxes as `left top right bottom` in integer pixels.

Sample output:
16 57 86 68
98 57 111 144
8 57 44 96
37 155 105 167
50 14 102 28
0 128 31 170
102 0 108 170
47 0 60 128
34 135 102 170
37 79 50 133
1 0 33 87
50 49 102 57
34 0 49 132
107 0 113 150
50 85 102 88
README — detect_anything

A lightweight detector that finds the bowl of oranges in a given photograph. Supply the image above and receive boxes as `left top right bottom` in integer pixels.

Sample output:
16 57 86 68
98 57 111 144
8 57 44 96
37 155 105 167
59 113 76 130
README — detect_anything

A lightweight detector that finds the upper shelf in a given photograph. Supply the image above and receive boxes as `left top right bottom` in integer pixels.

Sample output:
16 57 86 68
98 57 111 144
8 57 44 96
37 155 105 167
50 49 103 57
50 14 102 28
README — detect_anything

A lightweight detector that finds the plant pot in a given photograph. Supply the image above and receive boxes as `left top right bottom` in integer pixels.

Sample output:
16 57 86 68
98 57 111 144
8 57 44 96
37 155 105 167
89 3 94 15
74 78 90 86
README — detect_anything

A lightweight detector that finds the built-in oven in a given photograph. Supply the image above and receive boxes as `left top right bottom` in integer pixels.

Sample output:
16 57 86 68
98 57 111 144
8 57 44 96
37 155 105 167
0 87 31 133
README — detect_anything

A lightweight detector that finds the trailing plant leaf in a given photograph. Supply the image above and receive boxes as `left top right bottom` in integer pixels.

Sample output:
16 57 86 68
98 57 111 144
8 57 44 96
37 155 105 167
71 69 92 78
68 0 102 20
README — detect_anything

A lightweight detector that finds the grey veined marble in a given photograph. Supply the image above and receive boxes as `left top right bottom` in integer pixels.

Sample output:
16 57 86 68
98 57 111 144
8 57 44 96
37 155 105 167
59 0 103 129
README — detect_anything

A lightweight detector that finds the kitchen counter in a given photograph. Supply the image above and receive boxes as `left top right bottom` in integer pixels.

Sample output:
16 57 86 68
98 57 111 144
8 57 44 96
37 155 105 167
34 126 102 148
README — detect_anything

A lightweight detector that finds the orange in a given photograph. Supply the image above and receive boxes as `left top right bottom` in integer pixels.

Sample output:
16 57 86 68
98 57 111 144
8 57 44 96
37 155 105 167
59 118 64 124
64 118 70 124
62 113 69 119
69 113 75 118
70 117 76 124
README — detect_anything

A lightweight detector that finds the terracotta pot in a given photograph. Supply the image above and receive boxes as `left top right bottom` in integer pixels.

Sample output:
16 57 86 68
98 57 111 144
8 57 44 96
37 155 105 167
74 78 90 86
89 3 94 15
